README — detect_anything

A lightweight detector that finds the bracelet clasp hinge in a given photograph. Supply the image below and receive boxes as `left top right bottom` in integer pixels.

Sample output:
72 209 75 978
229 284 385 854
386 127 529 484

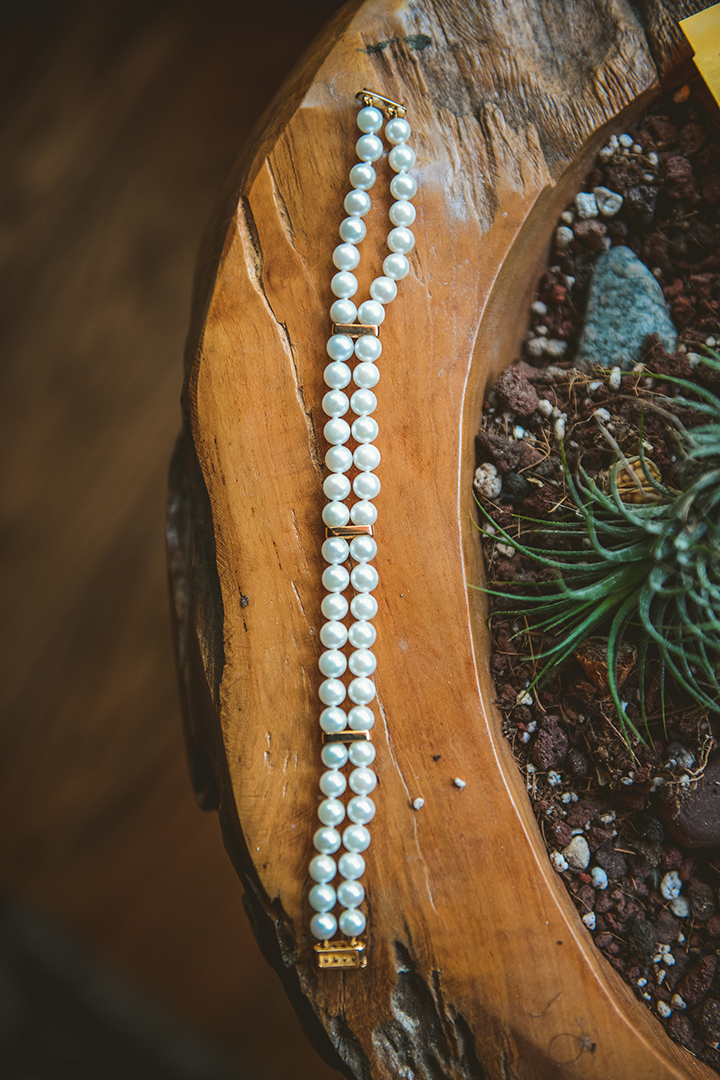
314 937 367 969
356 87 406 119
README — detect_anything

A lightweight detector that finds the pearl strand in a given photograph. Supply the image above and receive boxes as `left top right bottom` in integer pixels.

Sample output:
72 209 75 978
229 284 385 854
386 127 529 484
308 93 417 961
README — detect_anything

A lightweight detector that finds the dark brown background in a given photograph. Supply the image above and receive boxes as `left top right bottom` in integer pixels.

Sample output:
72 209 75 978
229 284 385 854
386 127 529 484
0 1 344 1075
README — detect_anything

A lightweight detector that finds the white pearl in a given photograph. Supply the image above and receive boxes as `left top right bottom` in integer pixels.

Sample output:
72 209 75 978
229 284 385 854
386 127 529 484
321 743 348 769
356 300 385 325
349 741 376 766
321 594 348 620
349 677 376 705
354 335 382 362
322 390 349 417
339 908 366 937
387 226 414 254
348 795 375 824
350 389 377 415
320 620 348 648
323 361 351 389
309 883 336 912
348 705 374 730
385 117 411 144
348 620 376 648
349 535 377 562
389 144 416 172
319 679 345 706
353 443 381 470
333 243 360 271
321 565 350 592
323 418 350 444
353 363 379 389
314 826 341 854
343 825 371 853
351 563 379 592
329 298 357 323
324 445 352 473
357 105 382 133
383 253 410 280
349 649 376 677
322 501 349 528
355 133 383 162
319 706 347 733
326 333 354 361
349 163 376 189
389 200 416 227
318 798 345 827
339 852 365 879
349 767 377 795
369 276 398 305
319 649 347 678
350 594 378 620
322 536 349 563
331 271 358 298
353 472 381 500
323 473 351 500
339 216 366 244
352 416 378 443
320 769 347 798
350 501 377 527
390 173 417 199
309 854 336 883
344 189 371 217
310 912 337 940
337 879 365 908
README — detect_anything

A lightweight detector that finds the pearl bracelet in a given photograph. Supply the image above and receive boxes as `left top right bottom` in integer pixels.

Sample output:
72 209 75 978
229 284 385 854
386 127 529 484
309 89 417 970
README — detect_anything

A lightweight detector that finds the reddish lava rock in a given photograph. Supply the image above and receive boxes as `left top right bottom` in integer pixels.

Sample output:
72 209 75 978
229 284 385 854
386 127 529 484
532 714 568 770
662 753 720 847
677 955 717 1007
494 366 539 416
689 878 716 922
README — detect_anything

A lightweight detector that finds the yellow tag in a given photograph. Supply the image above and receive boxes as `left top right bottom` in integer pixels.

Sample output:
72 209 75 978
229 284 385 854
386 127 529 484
680 4 720 107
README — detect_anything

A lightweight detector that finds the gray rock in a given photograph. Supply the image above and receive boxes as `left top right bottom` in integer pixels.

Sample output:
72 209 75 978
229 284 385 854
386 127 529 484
575 246 677 370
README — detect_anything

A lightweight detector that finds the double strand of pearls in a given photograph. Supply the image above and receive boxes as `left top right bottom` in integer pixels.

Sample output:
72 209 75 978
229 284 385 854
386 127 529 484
307 96 417 948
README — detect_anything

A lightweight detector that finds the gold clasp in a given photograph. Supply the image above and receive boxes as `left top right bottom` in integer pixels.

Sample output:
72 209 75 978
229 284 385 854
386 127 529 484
356 87 406 119
314 937 367 969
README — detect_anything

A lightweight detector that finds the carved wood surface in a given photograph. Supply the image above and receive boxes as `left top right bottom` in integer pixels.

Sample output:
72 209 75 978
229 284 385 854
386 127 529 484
169 1 716 1076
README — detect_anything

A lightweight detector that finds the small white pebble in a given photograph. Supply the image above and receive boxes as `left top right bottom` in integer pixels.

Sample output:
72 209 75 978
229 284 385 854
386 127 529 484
643 172 656 182
547 770 563 787
637 977 648 988
619 133 633 148
671 994 687 1010
652 267 663 279
575 192 598 219
656 969 667 985
519 731 531 744
561 792 572 804
643 993 652 1003
513 425 525 440
527 721 537 733
591 866 608 890
531 300 548 315
554 416 566 440
453 777 466 789
413 797 425 810
647 151 659 167
535 324 548 336
632 142 643 155
526 763 536 774
555 225 574 250
537 398 554 418
582 912 596 930
516 690 533 707
660 871 682 901
545 339 568 359
563 274 576 289
658 944 670 954
620 775 634 786
665 953 675 967
670 895 690 919
550 851 569 873
474 462 502 500
526 336 548 358
598 146 613 162
563 835 590 870
571 792 579 802
560 209 574 224
571 827 584 836
657 1001 673 1019
679 774 691 788
706 336 716 347
496 542 515 558
600 811 616 825
678 932 685 943
593 186 623 218
588 380 603 393
594 407 612 422
609 366 622 390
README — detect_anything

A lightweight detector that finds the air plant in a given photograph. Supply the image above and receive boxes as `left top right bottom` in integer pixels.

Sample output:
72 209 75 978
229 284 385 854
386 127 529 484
476 355 720 744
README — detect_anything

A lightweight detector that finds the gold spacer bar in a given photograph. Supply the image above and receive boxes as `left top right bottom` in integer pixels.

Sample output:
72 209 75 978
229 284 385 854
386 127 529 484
325 525 373 539
322 731 371 745
314 937 367 969
355 87 406 119
333 323 379 339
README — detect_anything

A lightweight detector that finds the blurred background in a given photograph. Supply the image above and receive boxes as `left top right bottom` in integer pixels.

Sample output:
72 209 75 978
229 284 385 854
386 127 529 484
0 0 346 1075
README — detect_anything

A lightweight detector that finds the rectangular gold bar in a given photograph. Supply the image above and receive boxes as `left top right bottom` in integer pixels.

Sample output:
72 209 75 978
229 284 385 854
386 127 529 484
322 731 371 745
355 87 406 119
332 323 379 338
314 938 367 969
325 525 374 539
